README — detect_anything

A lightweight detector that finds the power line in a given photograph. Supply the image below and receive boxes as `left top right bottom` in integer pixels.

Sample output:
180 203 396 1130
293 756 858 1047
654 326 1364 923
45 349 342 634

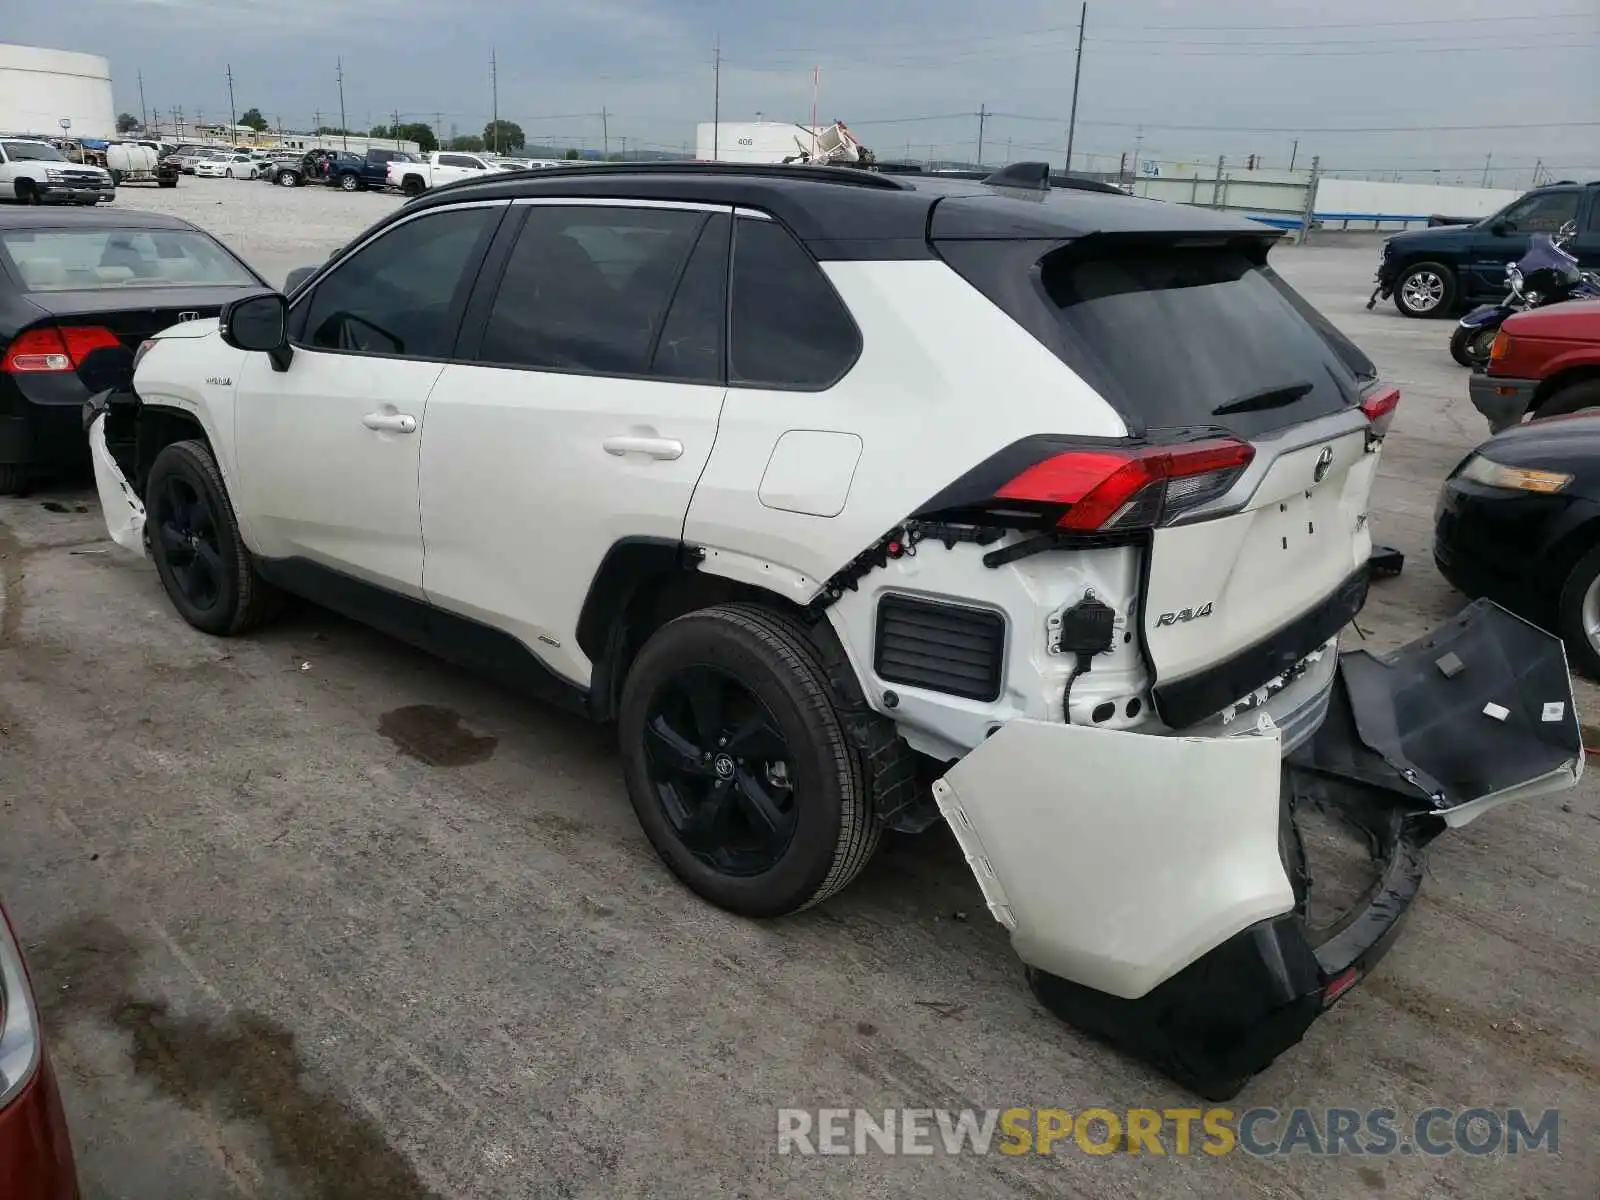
1081 40 1594 57
1098 10 1592 30
989 113 1600 133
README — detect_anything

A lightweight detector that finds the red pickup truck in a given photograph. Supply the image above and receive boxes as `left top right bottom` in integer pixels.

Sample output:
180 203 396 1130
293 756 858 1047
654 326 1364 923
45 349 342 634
1470 299 1600 432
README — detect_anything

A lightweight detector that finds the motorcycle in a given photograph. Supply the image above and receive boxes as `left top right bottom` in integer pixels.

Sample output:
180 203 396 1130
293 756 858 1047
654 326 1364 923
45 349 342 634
1450 222 1600 367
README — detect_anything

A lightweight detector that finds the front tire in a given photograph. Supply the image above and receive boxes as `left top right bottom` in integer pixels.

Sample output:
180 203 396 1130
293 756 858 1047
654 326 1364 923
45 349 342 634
1450 323 1498 368
145 440 281 636
1533 378 1600 423
0 464 26 496
1558 544 1600 680
339 173 359 192
277 170 298 187
618 604 880 918
1394 262 1456 318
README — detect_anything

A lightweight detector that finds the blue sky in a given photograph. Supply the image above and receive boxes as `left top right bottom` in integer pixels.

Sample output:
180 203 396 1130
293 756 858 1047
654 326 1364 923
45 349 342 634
8 0 1598 180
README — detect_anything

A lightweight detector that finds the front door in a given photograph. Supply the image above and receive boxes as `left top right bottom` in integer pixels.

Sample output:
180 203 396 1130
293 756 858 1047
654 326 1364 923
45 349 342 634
232 202 506 596
1467 188 1583 299
420 201 731 686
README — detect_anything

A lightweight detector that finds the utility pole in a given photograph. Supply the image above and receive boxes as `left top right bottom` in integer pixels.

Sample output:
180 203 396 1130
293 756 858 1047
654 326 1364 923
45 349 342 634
1064 1 1087 173
1289 138 1299 172
393 108 401 149
712 35 721 161
336 58 348 149
314 110 322 135
1481 151 1492 187
620 135 628 159
435 112 442 152
976 104 987 166
226 63 236 140
1132 125 1144 179
601 107 610 158
491 49 499 152
137 70 148 132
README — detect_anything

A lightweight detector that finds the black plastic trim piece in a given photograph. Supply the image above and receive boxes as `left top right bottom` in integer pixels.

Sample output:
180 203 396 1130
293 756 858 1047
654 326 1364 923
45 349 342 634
874 594 1006 702
1154 568 1369 730
254 557 591 717
575 536 688 665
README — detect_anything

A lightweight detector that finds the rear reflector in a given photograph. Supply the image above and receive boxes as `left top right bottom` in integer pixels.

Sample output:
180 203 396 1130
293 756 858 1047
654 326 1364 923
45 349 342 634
1360 386 1401 437
996 439 1255 531
1322 967 1359 1006
2 325 120 374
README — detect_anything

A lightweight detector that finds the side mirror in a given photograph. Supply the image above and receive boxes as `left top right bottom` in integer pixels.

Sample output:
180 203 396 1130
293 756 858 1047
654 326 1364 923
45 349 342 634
220 293 287 352
1490 221 1510 236
284 265 317 294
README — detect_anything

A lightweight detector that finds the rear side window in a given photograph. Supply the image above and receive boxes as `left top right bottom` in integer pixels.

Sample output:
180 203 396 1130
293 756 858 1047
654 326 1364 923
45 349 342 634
477 205 708 377
941 240 1365 438
729 218 859 390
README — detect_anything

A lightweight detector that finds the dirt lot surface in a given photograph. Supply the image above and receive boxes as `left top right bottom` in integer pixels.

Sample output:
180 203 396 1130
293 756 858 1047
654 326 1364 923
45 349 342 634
1 177 1596 1198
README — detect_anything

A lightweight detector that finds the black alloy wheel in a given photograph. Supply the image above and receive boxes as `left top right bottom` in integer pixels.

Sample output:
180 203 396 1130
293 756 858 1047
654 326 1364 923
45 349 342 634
643 664 798 877
150 474 224 613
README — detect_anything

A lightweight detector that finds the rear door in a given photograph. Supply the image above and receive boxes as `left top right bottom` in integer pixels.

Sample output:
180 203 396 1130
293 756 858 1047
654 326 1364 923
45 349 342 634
419 200 730 686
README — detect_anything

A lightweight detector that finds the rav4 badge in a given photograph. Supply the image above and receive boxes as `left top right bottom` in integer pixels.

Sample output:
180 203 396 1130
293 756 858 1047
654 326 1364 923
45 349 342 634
1156 603 1213 627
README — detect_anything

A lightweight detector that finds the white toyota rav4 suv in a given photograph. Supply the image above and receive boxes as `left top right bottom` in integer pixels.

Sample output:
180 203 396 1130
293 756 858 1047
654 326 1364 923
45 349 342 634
84 162 1580 1097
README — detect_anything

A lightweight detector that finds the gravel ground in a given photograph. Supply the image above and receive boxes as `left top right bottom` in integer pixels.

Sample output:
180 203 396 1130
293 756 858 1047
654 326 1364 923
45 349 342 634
0 178 1595 1199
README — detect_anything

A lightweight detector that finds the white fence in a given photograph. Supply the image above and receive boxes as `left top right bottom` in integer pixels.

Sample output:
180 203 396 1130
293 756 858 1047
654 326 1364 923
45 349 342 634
1311 179 1524 231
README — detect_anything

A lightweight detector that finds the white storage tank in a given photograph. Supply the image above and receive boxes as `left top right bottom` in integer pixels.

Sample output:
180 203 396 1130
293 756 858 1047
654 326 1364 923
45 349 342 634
0 44 115 141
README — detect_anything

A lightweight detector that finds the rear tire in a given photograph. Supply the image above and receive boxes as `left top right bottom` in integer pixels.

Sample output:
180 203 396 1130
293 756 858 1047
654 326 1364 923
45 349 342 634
401 175 424 196
145 440 281 637
1450 323 1498 368
0 465 26 496
1394 262 1456 318
339 172 360 192
618 603 879 918
1533 378 1600 422
276 170 298 187
1557 543 1600 681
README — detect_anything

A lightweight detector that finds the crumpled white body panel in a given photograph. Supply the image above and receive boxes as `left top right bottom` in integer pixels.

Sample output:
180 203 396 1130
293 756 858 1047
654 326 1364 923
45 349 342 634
931 718 1294 1000
89 414 146 556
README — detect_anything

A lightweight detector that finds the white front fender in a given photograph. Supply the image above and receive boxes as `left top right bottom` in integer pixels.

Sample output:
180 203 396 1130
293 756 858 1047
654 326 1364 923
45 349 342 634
931 719 1294 1000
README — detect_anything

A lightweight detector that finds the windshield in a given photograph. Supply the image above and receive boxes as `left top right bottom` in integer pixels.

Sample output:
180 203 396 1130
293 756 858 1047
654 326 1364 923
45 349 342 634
2 141 66 163
0 228 259 292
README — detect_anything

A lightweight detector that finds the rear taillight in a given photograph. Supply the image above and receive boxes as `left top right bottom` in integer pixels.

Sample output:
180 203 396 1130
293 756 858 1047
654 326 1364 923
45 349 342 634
2 325 120 374
1360 385 1401 438
996 439 1255 532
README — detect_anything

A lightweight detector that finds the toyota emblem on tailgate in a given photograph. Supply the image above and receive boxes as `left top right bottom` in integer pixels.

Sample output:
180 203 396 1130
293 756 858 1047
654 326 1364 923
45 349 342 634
1313 446 1335 483
178 311 200 322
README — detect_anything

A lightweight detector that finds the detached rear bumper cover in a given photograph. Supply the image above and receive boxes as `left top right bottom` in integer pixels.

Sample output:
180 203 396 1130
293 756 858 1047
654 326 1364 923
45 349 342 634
86 410 145 555
932 600 1580 1098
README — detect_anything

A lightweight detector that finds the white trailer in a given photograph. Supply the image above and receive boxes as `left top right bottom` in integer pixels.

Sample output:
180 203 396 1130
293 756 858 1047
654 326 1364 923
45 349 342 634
696 121 832 164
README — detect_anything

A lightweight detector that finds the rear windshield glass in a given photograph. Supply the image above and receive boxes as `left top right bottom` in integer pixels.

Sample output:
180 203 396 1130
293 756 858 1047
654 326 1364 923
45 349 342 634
941 240 1373 439
0 229 257 292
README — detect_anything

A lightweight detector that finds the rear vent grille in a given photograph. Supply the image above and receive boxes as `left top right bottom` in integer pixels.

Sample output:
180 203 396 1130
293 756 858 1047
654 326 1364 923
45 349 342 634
875 596 1005 702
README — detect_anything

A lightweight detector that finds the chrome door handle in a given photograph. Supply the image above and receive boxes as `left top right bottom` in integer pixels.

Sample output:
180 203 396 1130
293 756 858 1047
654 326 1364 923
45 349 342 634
603 435 683 461
362 411 417 434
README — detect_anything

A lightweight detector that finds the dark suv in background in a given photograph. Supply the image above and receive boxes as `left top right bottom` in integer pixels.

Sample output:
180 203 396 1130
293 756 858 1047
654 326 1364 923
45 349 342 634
1375 180 1600 317
325 148 415 191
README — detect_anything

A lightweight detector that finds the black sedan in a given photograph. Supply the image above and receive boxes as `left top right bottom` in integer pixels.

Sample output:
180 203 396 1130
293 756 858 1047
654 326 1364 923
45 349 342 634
1435 413 1600 676
0 206 265 493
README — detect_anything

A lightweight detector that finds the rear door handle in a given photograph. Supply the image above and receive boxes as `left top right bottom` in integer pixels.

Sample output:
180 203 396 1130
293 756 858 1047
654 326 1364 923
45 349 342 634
603 435 683 461
362 411 417 434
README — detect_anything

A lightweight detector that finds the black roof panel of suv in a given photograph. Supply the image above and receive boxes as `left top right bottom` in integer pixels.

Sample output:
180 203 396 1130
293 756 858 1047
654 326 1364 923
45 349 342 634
405 161 1281 261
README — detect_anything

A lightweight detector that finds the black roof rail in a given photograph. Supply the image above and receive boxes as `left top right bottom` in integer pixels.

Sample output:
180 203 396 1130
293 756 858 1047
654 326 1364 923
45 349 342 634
415 159 913 202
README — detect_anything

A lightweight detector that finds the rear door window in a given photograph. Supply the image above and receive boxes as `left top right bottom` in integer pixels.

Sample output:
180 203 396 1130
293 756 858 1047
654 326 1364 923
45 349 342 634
939 239 1365 439
728 217 859 390
476 204 708 376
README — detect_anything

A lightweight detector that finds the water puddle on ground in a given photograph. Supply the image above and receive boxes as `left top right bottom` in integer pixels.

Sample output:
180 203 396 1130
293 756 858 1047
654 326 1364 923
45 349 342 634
378 704 497 767
31 917 442 1200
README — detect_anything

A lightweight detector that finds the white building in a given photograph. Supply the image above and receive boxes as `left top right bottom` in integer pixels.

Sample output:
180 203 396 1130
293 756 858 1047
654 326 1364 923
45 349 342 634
0 43 114 140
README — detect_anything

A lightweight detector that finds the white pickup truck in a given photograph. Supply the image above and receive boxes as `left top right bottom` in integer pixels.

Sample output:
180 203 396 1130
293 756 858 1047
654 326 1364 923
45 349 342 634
0 137 114 205
387 151 496 195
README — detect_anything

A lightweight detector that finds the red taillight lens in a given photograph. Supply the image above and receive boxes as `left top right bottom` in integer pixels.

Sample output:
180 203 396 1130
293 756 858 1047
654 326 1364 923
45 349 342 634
1360 386 1401 437
2 325 120 374
997 439 1255 532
